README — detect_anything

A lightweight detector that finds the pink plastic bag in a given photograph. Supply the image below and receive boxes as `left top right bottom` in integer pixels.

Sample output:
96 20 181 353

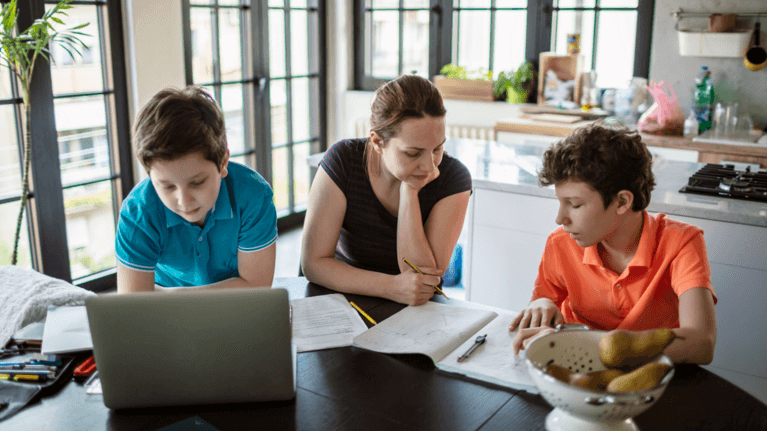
637 81 685 135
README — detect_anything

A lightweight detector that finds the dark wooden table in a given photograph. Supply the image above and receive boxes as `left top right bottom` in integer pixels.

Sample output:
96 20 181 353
3 277 767 431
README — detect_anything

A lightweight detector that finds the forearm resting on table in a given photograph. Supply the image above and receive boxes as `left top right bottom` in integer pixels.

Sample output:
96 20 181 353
664 326 716 365
303 256 396 298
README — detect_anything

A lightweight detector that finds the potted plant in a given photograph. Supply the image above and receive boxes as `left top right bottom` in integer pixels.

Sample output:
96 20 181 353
1 0 89 265
433 64 497 102
494 61 536 104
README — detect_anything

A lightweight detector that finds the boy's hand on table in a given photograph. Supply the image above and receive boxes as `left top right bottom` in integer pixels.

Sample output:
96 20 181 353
390 267 442 306
508 298 564 331
512 327 556 355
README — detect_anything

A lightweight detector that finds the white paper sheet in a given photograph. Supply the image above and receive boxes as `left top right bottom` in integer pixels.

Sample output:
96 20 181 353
290 294 369 352
41 305 93 355
437 313 537 393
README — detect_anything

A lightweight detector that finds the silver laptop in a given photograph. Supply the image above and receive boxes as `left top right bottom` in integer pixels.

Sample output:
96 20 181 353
85 288 296 409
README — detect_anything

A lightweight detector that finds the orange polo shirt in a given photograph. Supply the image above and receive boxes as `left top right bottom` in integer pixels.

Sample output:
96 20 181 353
531 211 716 331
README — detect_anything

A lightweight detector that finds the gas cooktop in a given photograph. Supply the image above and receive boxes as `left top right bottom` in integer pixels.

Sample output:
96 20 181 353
679 164 767 203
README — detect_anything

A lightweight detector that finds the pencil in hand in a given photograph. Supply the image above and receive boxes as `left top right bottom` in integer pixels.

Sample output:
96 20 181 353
402 258 449 300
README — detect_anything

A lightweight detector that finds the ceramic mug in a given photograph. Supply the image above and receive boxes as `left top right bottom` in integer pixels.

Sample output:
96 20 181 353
744 23 767 71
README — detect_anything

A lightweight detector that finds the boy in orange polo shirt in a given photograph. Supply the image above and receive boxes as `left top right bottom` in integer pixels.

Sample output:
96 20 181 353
509 123 717 365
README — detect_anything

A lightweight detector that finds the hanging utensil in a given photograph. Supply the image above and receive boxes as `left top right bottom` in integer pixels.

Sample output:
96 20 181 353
744 22 767 71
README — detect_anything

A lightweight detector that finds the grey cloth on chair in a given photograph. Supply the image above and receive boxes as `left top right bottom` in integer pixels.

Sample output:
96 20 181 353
0 266 96 347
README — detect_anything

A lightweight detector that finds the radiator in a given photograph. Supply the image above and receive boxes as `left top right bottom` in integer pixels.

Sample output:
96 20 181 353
354 117 495 141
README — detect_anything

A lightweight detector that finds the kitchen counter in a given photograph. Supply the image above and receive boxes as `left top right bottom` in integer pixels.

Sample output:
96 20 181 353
495 117 767 164
445 137 767 228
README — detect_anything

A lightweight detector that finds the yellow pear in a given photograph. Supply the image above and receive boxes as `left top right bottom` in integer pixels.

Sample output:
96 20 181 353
606 363 672 392
545 363 573 383
599 328 678 370
569 369 625 391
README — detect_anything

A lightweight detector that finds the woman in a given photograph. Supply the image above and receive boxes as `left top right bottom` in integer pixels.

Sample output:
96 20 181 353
301 75 472 305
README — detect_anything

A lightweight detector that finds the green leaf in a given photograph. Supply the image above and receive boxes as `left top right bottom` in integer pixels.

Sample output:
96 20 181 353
51 17 64 25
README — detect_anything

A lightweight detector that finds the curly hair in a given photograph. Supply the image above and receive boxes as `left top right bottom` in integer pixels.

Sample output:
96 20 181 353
538 122 656 211
134 86 228 172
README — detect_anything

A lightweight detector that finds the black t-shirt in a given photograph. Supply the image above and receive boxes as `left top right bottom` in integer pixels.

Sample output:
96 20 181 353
320 138 473 275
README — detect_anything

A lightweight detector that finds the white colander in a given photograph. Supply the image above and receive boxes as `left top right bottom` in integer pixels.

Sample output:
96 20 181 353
525 326 674 431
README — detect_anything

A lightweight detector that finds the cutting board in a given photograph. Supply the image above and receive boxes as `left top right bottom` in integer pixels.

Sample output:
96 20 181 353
495 116 595 137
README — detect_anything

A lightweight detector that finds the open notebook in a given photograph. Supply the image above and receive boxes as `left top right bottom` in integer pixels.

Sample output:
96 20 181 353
352 301 537 393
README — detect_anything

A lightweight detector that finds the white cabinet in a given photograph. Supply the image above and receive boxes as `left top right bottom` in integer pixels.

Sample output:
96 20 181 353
466 188 767 403
466 189 558 312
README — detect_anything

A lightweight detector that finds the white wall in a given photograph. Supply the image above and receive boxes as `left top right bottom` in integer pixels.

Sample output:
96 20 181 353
649 0 767 127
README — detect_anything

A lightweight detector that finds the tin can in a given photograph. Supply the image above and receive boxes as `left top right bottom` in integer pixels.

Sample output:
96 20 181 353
567 33 581 54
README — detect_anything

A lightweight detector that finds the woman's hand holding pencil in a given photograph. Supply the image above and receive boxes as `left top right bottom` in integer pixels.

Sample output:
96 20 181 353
402 258 449 301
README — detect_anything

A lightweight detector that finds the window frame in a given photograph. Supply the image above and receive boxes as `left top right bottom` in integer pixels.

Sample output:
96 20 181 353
3 0 133 291
181 0 327 231
354 0 654 91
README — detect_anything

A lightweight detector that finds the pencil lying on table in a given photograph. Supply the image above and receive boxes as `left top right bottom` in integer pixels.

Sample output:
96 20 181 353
349 301 377 325
402 258 449 300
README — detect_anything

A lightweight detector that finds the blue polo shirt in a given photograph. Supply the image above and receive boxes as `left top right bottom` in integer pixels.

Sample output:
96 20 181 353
115 162 277 287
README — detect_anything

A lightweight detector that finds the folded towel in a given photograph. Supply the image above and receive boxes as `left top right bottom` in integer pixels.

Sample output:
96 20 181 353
0 266 96 347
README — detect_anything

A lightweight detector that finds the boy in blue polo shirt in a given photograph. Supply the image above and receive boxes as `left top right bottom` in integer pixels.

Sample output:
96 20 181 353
115 86 277 292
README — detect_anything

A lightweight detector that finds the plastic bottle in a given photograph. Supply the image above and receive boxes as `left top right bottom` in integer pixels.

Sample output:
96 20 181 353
683 110 699 138
693 66 714 133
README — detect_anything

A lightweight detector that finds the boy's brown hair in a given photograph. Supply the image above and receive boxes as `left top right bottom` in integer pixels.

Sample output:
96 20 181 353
538 122 656 211
134 86 228 172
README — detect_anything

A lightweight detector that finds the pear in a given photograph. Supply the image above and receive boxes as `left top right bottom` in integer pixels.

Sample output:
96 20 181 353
599 328 678 370
569 369 625 391
545 363 573 383
606 363 672 392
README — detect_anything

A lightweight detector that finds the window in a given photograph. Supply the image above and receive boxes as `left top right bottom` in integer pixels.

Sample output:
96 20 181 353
182 0 326 228
355 0 653 90
0 0 133 290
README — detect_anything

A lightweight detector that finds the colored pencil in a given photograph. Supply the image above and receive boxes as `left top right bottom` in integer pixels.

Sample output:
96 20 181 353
349 301 377 326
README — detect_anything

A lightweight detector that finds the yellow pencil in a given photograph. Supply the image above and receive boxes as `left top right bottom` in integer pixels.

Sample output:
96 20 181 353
402 258 450 300
349 301 377 326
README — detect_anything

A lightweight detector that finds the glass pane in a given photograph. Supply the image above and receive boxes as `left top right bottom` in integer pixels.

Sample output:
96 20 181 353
291 77 310 142
269 9 287 78
191 0 214 4
370 11 399 78
456 11 491 72
272 146 289 212
222 84 245 155
230 154 252 168
64 182 116 279
191 7 215 84
551 10 595 67
0 201 32 268
309 77 320 138
219 0 242 5
269 0 284 7
372 0 399 7
290 10 308 76
598 0 637 6
404 0 429 7
292 142 310 208
48 5 104 95
219 8 242 82
54 96 110 187
402 10 429 77
493 10 527 75
270 79 288 145
460 0 491 7
555 0 596 7
496 0 527 7
290 0 307 7
0 105 21 197
595 11 637 89
0 66 12 99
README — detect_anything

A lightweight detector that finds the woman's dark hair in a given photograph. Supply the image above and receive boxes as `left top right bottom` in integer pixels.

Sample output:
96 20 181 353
134 86 228 172
365 75 446 175
538 122 656 211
